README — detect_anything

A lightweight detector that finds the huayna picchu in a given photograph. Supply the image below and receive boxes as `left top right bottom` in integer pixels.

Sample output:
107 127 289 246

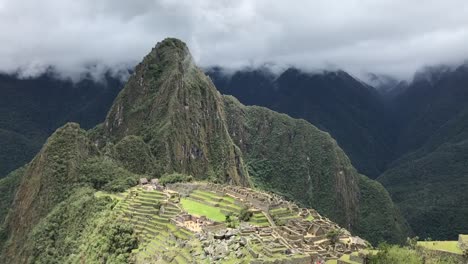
0 38 409 263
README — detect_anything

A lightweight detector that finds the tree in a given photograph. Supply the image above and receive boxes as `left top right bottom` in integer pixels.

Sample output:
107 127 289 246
225 212 236 228
153 201 162 210
326 229 343 245
238 207 253 222
406 236 419 250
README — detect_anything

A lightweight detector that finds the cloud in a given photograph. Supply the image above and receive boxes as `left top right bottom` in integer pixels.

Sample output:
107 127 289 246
0 0 468 80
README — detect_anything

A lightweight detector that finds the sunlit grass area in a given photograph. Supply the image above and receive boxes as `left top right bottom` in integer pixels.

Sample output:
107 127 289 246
417 241 463 254
180 198 226 222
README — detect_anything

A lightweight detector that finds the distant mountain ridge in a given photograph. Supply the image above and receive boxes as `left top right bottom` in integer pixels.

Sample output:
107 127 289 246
0 72 124 177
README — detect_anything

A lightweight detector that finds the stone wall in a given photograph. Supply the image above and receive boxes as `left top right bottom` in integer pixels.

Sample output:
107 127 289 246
417 247 466 263
459 234 468 251
250 255 312 264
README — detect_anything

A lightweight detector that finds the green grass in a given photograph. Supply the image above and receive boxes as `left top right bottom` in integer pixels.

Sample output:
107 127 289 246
337 254 360 264
221 195 237 203
305 215 314 221
180 198 226 222
417 241 463 254
191 190 223 200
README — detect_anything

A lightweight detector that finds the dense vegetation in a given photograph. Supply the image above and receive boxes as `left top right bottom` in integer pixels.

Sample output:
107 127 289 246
0 123 141 263
379 64 468 240
78 157 139 192
366 243 463 264
13 187 138 264
0 167 25 249
159 173 194 185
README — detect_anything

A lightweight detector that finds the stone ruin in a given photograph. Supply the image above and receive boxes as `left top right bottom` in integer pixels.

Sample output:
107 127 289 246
173 213 217 233
143 182 372 263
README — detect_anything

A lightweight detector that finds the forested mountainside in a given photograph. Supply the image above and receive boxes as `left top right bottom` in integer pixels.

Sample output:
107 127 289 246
0 72 123 177
379 64 468 240
207 67 395 178
0 39 408 263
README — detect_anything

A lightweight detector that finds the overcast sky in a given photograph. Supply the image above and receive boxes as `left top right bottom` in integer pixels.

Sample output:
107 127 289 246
1 0 468 80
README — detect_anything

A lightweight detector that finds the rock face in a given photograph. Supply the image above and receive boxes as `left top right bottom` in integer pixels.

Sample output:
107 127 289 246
103 38 250 186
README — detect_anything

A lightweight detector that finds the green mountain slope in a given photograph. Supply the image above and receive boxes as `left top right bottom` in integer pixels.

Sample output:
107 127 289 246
224 96 409 244
0 167 25 249
378 65 468 240
207 68 395 178
379 105 468 240
0 38 408 263
0 123 140 263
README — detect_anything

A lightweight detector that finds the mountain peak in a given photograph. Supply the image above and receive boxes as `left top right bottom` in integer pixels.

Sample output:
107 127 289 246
102 38 250 186
144 38 192 68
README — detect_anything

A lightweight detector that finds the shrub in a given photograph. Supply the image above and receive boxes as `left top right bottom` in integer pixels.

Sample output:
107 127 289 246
159 173 193 185
225 212 237 228
368 243 422 264
238 207 253 222
326 229 344 245
78 157 138 192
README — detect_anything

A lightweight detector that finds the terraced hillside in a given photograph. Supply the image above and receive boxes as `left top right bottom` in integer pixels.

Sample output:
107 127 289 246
100 182 370 263
113 188 199 263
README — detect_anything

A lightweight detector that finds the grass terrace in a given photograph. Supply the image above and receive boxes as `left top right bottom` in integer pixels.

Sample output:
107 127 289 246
180 197 226 222
186 189 245 216
249 211 270 227
324 253 359 264
269 207 300 224
111 187 201 263
417 241 463 255
305 214 314 221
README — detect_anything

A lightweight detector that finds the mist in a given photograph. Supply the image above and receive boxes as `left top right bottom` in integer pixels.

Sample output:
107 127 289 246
1 0 468 81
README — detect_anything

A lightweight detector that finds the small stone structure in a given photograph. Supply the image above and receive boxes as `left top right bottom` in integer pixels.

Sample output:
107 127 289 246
139 178 148 185
173 213 216 232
